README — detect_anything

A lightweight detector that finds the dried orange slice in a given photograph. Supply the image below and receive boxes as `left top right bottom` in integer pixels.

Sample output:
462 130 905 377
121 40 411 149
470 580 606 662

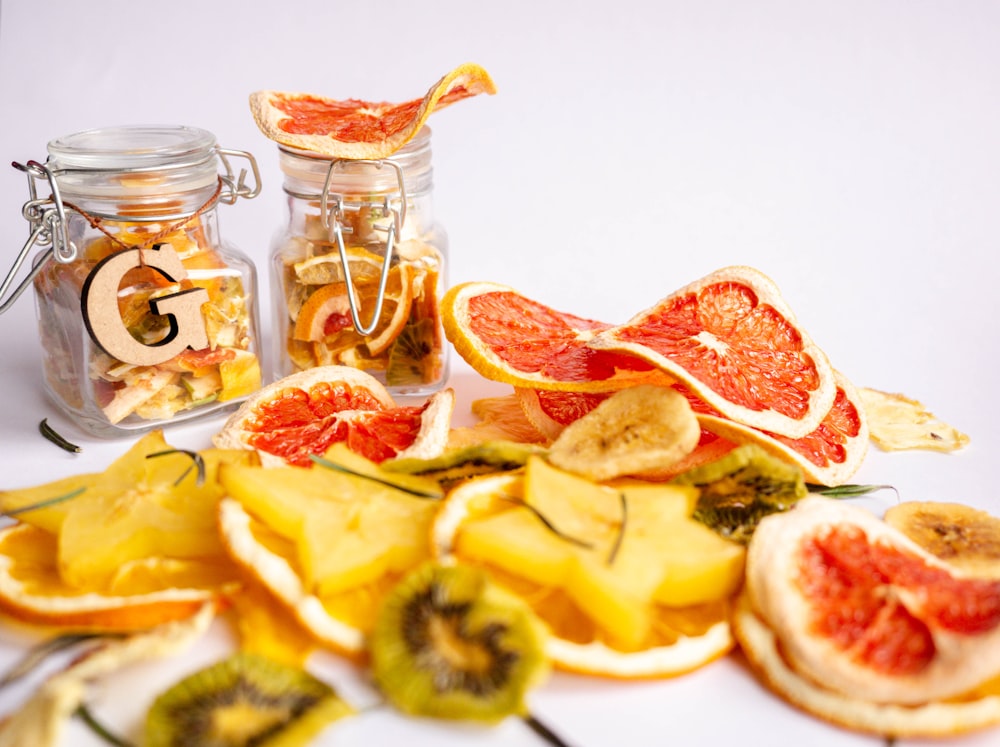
431 468 740 678
742 497 1000 727
441 281 672 392
249 63 497 159
0 523 222 630
213 365 454 466
589 266 837 439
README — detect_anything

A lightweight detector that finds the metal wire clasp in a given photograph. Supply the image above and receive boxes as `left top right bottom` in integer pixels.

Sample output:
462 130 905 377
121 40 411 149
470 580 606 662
320 159 407 336
0 161 78 316
216 147 262 205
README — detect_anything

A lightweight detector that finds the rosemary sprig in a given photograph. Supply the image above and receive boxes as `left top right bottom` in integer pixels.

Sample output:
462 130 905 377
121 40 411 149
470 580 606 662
309 455 443 499
0 632 119 691
497 495 595 550
0 486 85 520
38 418 81 454
808 483 899 501
146 449 206 487
524 713 577 747
76 703 135 747
607 493 627 566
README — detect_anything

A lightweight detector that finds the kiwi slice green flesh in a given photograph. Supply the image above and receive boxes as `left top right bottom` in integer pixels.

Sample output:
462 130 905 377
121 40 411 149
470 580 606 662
671 443 808 544
144 652 353 746
370 563 548 722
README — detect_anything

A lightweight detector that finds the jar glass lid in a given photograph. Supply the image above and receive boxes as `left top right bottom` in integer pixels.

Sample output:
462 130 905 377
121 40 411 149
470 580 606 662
47 125 218 173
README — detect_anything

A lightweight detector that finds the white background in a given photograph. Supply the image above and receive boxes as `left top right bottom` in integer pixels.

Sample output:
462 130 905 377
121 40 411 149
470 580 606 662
0 1 998 745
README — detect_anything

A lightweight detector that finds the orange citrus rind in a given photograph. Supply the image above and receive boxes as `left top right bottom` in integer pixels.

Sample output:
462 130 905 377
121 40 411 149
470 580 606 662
249 62 497 160
217 497 366 657
0 524 222 631
442 281 672 393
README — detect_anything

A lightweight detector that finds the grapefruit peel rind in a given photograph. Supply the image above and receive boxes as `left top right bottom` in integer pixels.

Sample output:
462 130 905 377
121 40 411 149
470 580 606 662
694 371 869 487
249 62 497 160
733 595 1000 739
745 497 1000 707
588 266 837 439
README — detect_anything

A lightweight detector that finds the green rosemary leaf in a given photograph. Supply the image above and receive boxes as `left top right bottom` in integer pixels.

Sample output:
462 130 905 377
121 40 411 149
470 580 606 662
38 418 81 454
523 713 575 747
146 449 206 487
0 633 114 691
607 493 627 566
76 703 135 747
498 494 595 550
808 483 899 500
1 487 86 519
309 455 443 499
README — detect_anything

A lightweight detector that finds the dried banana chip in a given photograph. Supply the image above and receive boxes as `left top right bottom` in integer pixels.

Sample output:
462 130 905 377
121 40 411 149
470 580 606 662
859 388 970 452
547 385 700 481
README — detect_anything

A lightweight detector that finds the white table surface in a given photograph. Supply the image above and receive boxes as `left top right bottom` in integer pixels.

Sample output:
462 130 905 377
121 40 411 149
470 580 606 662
1 1 999 744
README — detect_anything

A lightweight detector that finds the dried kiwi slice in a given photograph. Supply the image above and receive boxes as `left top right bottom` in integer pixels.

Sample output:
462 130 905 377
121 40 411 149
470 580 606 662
382 440 544 488
369 563 548 722
144 652 353 746
671 444 808 544
386 318 438 387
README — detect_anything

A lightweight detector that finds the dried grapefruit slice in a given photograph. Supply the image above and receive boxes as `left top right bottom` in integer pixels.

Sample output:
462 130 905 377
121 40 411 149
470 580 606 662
743 497 1000 711
214 366 454 466
249 62 497 159
441 281 671 392
732 593 1000 739
692 371 869 486
0 523 221 631
589 266 836 439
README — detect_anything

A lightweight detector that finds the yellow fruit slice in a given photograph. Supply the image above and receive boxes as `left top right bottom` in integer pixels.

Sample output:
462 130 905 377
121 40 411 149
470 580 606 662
55 434 256 590
431 466 744 677
217 454 439 656
0 523 220 630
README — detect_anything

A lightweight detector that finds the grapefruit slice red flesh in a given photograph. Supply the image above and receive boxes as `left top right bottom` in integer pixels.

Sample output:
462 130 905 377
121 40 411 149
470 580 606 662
589 266 837 439
442 281 671 392
249 63 496 159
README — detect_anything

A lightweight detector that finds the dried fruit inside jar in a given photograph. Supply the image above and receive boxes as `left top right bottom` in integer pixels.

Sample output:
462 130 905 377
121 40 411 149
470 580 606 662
35 215 262 430
270 129 448 395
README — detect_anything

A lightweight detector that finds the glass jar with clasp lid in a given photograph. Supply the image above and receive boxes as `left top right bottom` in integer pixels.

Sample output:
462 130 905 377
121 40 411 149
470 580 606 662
1 125 264 437
269 126 448 394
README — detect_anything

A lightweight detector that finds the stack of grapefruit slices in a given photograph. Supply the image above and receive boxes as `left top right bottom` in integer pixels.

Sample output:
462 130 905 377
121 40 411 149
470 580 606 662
442 265 868 486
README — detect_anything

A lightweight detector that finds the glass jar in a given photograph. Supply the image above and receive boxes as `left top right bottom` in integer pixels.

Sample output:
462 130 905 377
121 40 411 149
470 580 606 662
4 125 263 437
270 126 448 395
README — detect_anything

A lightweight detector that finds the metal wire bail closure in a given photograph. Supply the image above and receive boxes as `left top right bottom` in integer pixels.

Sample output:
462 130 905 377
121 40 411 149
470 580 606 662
1 143 261 318
320 158 408 336
0 161 78 315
